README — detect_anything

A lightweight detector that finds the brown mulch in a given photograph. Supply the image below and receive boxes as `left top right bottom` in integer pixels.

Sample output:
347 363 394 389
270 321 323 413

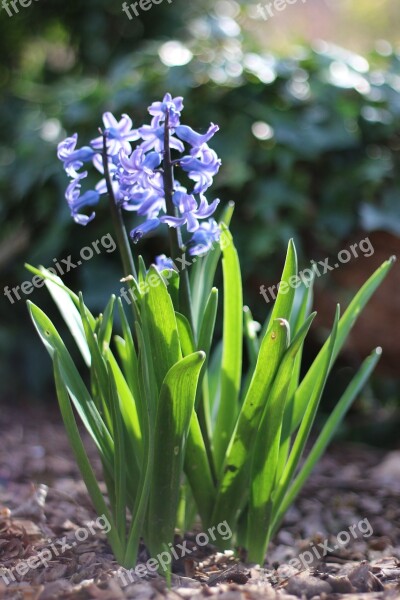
0 405 399 600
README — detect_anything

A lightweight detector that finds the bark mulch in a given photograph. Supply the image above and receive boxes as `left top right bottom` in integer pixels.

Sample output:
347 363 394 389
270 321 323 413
0 405 399 600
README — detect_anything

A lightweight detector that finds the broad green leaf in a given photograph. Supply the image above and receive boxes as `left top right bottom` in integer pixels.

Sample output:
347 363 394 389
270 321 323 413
107 361 127 542
98 295 116 349
269 239 298 326
208 341 223 415
135 321 158 426
289 277 314 335
212 318 289 529
197 288 219 362
271 347 382 536
142 266 182 393
184 412 216 528
107 352 142 465
176 312 195 356
25 264 82 310
195 288 219 472
78 295 113 430
53 356 124 564
275 281 315 480
35 266 91 364
284 279 315 416
138 255 147 284
213 226 243 470
116 299 141 416
247 313 315 563
123 324 156 568
274 306 339 520
243 306 260 368
258 239 298 341
289 257 395 435
27 302 113 468
161 268 180 312
148 351 205 561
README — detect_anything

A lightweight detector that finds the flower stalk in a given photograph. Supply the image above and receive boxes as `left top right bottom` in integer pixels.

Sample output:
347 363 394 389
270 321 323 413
162 111 193 326
101 133 137 280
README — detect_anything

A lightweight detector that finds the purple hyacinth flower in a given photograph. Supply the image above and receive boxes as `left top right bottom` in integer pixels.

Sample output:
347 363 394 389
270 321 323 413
180 146 221 194
154 254 176 271
138 118 184 153
175 123 219 150
118 148 163 191
160 190 220 232
148 93 184 127
130 218 161 243
188 219 221 256
91 112 140 155
57 134 96 178
65 172 100 225
121 187 165 218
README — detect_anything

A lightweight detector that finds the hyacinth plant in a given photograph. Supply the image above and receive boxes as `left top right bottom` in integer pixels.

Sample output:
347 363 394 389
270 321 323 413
26 94 394 569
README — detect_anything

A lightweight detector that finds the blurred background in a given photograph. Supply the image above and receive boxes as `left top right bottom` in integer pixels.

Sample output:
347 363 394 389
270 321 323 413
1 0 399 444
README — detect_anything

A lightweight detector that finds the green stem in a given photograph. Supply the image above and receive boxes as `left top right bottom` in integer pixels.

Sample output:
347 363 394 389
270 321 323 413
163 113 193 326
102 134 137 281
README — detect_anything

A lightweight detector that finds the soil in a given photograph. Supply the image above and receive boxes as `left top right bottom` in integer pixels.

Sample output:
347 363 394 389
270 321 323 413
0 405 399 600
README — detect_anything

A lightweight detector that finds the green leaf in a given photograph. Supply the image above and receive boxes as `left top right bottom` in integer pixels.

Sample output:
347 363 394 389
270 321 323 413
107 361 127 542
271 347 382 535
25 264 83 310
243 306 259 368
123 323 156 568
275 280 315 481
269 239 298 326
197 288 219 363
195 287 219 473
35 266 92 365
143 266 182 393
258 239 298 342
176 312 196 356
78 295 113 431
27 302 113 468
147 351 205 562
273 306 339 523
213 226 243 470
289 257 395 435
138 255 147 284
184 412 216 527
116 299 141 416
247 313 315 563
53 356 124 564
98 295 116 349
107 352 142 466
212 318 289 529
164 269 180 312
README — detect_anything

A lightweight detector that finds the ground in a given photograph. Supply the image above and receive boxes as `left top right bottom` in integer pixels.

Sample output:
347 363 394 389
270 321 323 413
0 406 399 600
